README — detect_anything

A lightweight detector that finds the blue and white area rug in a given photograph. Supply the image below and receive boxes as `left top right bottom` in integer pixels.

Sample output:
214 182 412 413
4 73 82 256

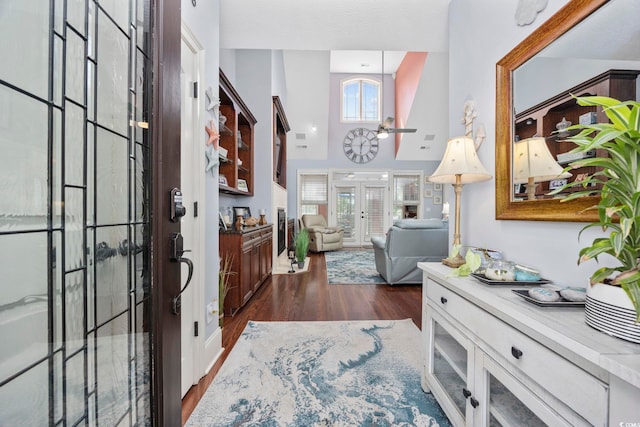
325 250 386 284
186 319 451 427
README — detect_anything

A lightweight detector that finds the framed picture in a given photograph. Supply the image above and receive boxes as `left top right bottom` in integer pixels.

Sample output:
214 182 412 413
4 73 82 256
433 195 443 205
219 174 228 186
434 183 443 191
233 206 251 224
237 178 248 192
424 188 434 198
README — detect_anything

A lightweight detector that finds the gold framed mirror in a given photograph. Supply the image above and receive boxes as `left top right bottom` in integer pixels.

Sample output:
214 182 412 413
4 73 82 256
495 0 609 222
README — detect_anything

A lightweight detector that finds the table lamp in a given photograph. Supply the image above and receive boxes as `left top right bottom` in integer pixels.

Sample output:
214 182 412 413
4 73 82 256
514 137 571 200
428 136 492 267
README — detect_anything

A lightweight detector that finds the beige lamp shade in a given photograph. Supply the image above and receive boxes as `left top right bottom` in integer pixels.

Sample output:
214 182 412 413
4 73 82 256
513 137 571 184
428 136 492 184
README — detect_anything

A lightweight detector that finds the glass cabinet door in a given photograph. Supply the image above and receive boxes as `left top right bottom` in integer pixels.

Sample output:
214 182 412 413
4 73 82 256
427 311 474 426
477 353 573 427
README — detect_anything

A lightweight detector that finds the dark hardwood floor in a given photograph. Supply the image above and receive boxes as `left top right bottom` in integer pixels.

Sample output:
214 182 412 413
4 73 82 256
181 250 423 424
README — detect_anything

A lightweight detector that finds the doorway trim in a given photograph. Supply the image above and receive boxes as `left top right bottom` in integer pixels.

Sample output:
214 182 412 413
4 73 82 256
151 0 183 424
180 21 207 395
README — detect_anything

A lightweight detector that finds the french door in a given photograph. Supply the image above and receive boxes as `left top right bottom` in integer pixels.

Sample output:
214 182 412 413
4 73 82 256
334 182 387 246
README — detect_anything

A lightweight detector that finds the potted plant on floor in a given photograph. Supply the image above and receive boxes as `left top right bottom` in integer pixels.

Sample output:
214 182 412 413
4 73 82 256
294 228 310 269
553 96 640 343
218 253 235 327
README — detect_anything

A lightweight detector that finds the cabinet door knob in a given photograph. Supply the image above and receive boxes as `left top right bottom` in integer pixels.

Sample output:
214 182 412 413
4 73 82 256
462 388 471 399
440 296 448 304
470 397 479 408
511 346 523 359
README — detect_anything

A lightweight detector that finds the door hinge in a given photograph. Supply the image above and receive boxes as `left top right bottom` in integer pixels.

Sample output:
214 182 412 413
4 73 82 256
193 81 198 98
193 201 198 217
194 321 199 337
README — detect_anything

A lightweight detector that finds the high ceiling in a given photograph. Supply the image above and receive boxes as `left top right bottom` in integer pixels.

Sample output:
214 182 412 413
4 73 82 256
220 0 451 73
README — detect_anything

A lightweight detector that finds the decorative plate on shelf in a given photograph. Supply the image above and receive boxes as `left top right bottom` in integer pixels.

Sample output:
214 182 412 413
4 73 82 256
512 289 585 307
471 273 551 286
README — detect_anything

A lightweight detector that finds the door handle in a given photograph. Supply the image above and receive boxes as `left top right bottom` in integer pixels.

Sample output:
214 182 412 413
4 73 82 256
169 232 194 315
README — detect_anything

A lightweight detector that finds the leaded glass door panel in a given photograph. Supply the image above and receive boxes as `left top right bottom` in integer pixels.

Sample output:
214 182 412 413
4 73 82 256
0 1 153 425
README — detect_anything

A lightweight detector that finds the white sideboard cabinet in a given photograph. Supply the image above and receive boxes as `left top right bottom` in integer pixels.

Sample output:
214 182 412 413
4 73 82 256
419 262 640 426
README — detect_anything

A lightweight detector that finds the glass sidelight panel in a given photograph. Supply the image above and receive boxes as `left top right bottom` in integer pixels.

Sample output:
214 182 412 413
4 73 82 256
0 0 50 99
363 185 385 242
0 85 49 232
335 185 356 241
96 7 130 137
0 1 153 425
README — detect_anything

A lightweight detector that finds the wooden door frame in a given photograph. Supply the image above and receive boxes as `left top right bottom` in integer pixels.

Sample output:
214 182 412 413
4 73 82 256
151 0 182 424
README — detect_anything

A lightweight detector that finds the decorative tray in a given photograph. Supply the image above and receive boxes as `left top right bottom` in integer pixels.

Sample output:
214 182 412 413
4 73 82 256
511 289 585 307
471 273 551 286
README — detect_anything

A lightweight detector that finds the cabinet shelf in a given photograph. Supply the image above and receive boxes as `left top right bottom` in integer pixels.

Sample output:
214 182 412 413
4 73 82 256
218 69 257 196
220 124 233 136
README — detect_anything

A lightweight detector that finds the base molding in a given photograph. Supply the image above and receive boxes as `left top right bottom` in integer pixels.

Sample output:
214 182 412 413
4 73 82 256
203 327 223 376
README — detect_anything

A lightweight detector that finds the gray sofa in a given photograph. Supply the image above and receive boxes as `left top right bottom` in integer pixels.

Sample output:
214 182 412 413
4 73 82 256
371 219 448 285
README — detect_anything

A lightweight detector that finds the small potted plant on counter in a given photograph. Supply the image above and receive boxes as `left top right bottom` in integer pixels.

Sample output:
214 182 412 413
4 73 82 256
552 96 640 343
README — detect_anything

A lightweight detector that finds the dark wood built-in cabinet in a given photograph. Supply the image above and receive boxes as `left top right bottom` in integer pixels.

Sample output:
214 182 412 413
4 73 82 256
219 69 257 195
220 224 273 315
272 96 290 188
515 69 639 199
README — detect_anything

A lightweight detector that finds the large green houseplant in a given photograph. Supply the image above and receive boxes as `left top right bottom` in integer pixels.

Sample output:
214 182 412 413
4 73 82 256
553 96 640 338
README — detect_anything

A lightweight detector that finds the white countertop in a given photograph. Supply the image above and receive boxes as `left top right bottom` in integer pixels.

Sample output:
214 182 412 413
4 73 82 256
419 262 640 389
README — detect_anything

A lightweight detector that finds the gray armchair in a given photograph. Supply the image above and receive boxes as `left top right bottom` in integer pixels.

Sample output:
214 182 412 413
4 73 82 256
371 219 448 285
300 214 344 252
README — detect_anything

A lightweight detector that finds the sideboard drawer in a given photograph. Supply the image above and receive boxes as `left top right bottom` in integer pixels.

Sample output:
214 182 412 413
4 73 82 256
480 312 608 426
426 278 608 425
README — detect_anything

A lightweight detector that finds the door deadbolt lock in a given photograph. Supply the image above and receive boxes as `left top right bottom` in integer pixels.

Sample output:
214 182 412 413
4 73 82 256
170 187 186 222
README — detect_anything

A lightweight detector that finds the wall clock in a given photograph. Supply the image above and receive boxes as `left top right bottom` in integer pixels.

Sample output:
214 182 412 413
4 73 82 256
343 128 379 164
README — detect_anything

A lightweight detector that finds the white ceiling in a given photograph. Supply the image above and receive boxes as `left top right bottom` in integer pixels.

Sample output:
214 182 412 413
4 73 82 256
220 0 451 73
329 51 407 75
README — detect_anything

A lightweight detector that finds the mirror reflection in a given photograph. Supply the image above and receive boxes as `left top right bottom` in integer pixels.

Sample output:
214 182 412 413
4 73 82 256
496 0 640 221
511 0 640 202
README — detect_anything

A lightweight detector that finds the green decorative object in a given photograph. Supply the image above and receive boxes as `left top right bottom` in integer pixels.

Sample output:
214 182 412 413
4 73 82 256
447 248 482 278
294 228 310 266
552 96 640 323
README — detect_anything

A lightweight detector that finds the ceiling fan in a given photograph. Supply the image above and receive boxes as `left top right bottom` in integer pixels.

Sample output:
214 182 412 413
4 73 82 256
375 51 417 139
376 117 417 139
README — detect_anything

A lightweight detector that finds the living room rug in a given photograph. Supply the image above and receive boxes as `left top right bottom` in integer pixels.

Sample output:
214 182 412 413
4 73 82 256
186 319 451 427
325 249 386 284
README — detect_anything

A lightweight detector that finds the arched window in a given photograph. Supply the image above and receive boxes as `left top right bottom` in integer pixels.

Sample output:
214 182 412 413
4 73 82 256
341 78 380 122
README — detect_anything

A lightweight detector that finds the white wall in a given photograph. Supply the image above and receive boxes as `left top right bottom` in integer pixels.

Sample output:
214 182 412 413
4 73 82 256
236 49 273 213
396 52 450 162
448 0 617 288
283 50 331 160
